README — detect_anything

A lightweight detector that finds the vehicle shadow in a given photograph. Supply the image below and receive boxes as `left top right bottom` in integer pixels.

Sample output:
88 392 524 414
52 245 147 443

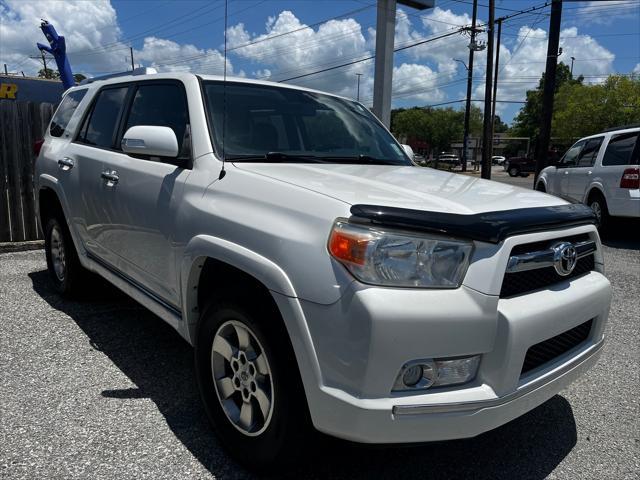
29 270 578 480
601 218 640 251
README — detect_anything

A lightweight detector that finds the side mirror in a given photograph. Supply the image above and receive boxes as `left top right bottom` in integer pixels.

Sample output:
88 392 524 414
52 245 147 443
121 125 179 158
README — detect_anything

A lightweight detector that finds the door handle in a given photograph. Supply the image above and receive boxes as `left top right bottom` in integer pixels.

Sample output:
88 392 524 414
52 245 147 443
564 171 569 175
101 170 119 186
587 171 593 175
57 157 74 170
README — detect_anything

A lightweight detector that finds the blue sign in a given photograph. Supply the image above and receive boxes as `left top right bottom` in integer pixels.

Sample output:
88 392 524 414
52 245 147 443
0 76 65 104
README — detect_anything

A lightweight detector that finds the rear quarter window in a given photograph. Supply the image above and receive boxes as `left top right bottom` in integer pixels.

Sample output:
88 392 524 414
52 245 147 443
602 132 639 166
49 89 87 138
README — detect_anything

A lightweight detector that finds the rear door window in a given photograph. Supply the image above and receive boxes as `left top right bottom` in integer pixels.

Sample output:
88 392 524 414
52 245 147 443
122 83 190 161
50 89 87 137
602 132 639 166
577 137 603 167
78 86 128 149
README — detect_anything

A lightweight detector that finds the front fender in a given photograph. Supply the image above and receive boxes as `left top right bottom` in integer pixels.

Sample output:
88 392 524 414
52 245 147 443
180 234 298 342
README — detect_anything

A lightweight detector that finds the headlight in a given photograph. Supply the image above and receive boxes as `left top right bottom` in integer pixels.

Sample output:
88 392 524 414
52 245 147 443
328 220 473 288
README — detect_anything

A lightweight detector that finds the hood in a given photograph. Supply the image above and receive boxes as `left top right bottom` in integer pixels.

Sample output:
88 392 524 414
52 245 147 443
233 163 567 215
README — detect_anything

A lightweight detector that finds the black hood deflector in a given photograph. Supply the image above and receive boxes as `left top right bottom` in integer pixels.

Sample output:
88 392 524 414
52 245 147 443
349 203 596 244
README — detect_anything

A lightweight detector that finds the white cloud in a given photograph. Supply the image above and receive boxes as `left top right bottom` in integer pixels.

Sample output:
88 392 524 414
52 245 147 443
227 10 370 98
0 0 127 75
573 1 639 25
0 0 236 78
135 37 238 76
633 63 640 75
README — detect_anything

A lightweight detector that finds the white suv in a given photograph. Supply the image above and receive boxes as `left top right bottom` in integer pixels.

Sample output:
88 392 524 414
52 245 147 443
536 126 640 229
35 71 611 469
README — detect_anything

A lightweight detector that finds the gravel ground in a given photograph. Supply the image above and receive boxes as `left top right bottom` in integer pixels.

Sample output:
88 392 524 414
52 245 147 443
1 234 638 479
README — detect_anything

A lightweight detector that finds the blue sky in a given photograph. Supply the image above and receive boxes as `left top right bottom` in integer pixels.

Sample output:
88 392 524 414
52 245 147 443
2 0 639 123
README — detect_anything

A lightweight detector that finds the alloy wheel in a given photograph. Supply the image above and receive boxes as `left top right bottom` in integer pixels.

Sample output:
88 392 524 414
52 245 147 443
211 320 274 436
590 200 602 226
50 224 66 282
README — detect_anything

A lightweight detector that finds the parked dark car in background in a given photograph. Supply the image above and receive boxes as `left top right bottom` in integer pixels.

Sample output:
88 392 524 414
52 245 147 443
504 156 536 177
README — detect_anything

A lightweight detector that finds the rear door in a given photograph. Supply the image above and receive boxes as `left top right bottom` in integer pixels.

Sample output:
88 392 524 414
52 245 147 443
598 130 640 216
569 136 603 201
65 85 130 258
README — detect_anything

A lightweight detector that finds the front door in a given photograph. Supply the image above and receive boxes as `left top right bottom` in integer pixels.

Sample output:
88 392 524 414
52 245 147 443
569 137 603 202
95 81 192 308
550 140 585 197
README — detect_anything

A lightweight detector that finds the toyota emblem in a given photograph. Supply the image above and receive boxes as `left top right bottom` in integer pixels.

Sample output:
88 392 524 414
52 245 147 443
552 242 578 276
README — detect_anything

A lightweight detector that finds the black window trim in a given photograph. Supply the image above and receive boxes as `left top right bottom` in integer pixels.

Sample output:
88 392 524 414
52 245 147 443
73 79 193 168
601 130 640 167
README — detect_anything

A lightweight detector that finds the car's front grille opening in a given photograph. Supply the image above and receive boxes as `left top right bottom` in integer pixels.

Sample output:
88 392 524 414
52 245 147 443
501 254 595 298
521 319 593 376
500 233 595 298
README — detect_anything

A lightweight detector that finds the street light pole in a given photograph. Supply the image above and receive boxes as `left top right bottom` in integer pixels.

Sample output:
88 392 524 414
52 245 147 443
356 73 362 101
570 56 575 76
461 0 479 173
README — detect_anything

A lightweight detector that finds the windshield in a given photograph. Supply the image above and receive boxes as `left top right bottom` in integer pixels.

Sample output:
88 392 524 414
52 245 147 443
202 81 411 165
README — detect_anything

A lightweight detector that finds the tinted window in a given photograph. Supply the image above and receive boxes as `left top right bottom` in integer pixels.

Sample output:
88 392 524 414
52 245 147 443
577 137 603 167
123 83 189 155
602 132 639 166
79 87 128 148
50 89 87 137
203 82 409 165
559 140 585 167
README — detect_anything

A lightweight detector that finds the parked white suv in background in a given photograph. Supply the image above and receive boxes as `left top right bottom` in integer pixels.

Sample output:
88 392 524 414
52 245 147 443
35 71 611 470
536 126 640 229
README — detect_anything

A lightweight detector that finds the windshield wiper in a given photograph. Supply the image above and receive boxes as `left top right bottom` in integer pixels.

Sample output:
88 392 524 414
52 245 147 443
226 152 327 163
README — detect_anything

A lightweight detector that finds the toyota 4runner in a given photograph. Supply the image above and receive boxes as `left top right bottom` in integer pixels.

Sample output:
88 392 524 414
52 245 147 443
35 71 612 469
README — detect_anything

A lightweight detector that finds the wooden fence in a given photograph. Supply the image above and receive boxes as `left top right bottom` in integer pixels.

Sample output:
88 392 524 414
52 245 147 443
0 101 54 242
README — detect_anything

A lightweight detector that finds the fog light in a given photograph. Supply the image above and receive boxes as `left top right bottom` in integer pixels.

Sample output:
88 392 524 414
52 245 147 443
393 355 480 392
402 365 423 387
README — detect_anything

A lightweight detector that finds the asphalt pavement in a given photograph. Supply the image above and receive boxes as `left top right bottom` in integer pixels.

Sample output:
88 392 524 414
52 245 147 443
1 232 638 479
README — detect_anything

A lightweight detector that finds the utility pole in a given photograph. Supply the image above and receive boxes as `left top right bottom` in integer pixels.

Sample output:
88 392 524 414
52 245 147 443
491 18 502 147
130 47 135 71
570 56 575 76
3 64 7 76
373 0 397 127
461 0 479 172
480 0 495 179
356 73 362 102
535 0 563 180
41 51 48 76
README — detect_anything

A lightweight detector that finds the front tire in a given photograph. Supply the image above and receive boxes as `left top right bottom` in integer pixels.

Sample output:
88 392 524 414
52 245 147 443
508 166 520 177
44 216 84 295
195 299 311 470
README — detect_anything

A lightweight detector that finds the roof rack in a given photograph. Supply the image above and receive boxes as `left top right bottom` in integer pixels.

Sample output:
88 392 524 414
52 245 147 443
79 67 158 85
602 123 640 133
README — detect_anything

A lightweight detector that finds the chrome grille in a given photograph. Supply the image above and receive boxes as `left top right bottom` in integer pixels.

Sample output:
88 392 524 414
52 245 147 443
500 234 596 298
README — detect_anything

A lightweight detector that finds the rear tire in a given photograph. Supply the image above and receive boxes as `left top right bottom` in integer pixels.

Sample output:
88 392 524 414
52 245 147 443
508 166 520 177
44 216 85 296
588 192 609 232
195 297 312 471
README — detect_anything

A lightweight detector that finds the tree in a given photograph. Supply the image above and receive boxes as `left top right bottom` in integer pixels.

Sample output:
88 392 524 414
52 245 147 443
510 62 583 142
38 67 59 79
552 75 640 140
37 68 86 84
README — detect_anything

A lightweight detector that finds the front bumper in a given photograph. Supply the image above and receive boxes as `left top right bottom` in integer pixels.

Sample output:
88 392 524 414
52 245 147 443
300 271 611 444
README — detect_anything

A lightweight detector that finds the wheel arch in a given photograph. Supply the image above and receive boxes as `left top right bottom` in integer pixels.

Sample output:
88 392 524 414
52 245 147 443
585 183 606 204
180 235 298 346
